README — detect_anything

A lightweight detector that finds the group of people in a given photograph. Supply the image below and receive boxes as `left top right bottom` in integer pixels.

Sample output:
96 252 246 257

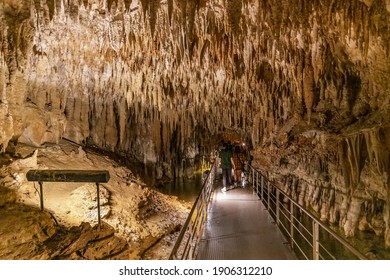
218 141 247 192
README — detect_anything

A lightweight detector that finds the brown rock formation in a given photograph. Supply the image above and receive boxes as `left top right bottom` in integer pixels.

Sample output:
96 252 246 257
1 0 389 251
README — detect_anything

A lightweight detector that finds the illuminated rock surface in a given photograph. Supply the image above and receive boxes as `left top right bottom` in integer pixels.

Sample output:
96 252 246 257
0 142 189 259
0 0 390 258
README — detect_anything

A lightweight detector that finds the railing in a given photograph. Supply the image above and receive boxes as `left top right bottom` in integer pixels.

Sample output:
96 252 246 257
169 161 216 260
248 165 367 260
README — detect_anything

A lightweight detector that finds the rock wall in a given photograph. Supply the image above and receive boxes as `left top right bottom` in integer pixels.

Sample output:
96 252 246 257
0 141 190 259
1 1 390 247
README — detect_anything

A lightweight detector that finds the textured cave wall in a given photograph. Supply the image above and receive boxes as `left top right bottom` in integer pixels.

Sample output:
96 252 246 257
1 0 390 247
245 0 390 250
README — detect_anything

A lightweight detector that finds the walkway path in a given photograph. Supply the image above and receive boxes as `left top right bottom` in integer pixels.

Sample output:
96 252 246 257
196 181 297 260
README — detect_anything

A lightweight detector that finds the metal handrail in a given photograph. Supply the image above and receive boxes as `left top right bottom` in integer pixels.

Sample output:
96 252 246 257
169 161 216 260
249 165 367 260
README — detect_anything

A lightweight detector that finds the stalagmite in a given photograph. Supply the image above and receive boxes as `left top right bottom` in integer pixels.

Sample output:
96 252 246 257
0 0 389 253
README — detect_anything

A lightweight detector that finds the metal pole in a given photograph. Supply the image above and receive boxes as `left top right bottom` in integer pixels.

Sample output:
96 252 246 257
290 200 294 249
267 181 270 210
276 189 280 225
203 186 207 227
188 216 194 260
96 182 101 226
39 181 44 210
252 167 255 190
313 221 319 260
261 175 264 202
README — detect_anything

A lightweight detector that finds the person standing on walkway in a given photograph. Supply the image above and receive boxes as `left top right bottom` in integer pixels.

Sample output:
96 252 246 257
218 142 235 192
232 145 246 187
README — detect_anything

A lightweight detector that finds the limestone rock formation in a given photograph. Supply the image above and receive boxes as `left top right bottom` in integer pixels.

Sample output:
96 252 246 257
0 0 389 254
0 141 190 259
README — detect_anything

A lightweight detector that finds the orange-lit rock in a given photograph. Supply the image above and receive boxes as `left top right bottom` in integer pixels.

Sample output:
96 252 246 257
1 0 390 256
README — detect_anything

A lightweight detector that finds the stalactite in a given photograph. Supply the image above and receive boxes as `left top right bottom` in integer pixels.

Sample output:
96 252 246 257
363 128 390 174
1 0 390 246
344 134 368 194
0 51 6 101
147 0 160 36
112 0 120 12
363 4 370 56
226 0 242 35
303 52 315 124
44 0 55 21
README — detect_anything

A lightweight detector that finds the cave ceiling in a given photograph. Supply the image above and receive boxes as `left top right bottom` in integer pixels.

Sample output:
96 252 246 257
0 0 389 178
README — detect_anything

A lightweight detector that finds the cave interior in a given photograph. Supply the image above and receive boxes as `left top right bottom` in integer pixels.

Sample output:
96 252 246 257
0 0 390 259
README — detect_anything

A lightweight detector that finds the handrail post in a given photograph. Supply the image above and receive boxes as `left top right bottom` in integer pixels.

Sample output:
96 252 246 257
39 181 44 210
96 183 101 227
267 181 270 210
260 175 264 202
252 167 255 190
276 189 280 225
313 221 320 260
203 185 207 227
290 200 294 249
188 219 194 260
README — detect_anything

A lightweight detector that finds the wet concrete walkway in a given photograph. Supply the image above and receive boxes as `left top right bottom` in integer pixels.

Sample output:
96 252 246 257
196 183 297 260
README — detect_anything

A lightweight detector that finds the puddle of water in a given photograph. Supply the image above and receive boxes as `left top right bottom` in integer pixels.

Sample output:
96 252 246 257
158 173 203 203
